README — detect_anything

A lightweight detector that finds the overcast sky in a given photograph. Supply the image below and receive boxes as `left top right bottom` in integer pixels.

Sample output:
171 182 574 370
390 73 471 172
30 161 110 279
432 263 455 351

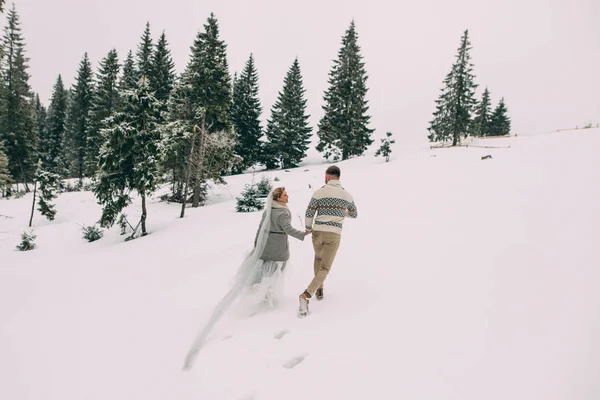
11 0 600 145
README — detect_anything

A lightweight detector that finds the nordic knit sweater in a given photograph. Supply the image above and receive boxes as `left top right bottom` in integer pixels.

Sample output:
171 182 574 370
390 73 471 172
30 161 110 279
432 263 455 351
305 180 358 235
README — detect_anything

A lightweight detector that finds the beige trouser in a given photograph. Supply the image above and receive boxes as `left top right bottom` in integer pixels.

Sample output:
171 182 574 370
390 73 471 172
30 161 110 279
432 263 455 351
306 231 341 296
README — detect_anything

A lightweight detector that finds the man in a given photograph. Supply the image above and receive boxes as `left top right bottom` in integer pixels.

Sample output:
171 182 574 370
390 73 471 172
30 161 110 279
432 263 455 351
299 165 358 317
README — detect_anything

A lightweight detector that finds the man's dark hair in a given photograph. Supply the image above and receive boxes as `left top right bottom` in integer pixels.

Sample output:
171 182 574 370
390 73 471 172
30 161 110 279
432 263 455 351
325 165 340 177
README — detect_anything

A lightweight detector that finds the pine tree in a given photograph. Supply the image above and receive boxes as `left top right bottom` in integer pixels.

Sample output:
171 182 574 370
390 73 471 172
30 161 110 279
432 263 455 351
43 75 69 174
0 5 37 191
193 13 233 134
150 31 175 107
471 87 492 137
94 76 163 237
264 57 312 169
136 22 153 80
374 131 395 162
66 53 95 185
119 50 136 93
87 49 120 175
0 1 5 13
316 21 373 161
231 54 262 173
427 29 478 146
0 145 13 196
33 160 61 222
34 94 47 162
182 13 234 207
489 98 511 136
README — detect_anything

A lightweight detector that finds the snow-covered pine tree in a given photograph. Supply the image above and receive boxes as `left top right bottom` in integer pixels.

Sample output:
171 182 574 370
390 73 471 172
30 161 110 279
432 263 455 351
489 98 511 136
94 76 163 237
161 76 197 203
66 53 95 186
150 31 175 113
427 29 478 146
193 13 233 136
471 87 492 137
119 50 136 95
184 13 234 207
316 21 373 161
136 22 153 81
35 163 61 221
231 53 262 173
264 57 312 169
16 229 36 251
374 131 395 162
43 75 69 175
86 49 120 176
0 5 36 191
236 183 264 212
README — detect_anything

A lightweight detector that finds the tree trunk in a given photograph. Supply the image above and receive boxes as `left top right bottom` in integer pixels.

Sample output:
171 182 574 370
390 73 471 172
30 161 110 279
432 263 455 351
180 126 198 218
29 180 37 227
191 116 207 208
140 190 147 236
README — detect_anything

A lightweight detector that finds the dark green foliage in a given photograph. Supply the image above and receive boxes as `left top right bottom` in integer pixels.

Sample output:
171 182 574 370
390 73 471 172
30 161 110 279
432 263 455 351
0 145 12 195
187 13 233 134
94 76 162 236
0 5 37 189
87 49 120 175
316 21 373 161
119 50 136 94
136 22 153 80
82 224 103 242
35 165 61 221
427 30 478 146
236 183 264 212
16 229 36 251
255 175 272 197
471 87 492 137
264 58 312 169
161 15 237 207
150 31 175 107
66 53 95 183
43 75 69 174
374 132 395 162
489 98 511 136
231 54 262 173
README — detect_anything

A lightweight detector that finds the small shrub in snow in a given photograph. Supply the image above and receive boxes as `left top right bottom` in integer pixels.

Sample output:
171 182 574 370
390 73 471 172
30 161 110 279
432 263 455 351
274 176 280 182
255 176 273 197
236 184 264 212
16 229 36 251
375 132 395 162
82 224 103 242
118 214 129 236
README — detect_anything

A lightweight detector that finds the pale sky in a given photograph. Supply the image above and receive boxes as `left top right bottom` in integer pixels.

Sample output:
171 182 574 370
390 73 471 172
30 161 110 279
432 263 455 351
12 0 600 146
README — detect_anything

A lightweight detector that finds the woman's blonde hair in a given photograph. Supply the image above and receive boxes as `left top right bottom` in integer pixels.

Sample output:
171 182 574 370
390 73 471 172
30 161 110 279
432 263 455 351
272 187 286 200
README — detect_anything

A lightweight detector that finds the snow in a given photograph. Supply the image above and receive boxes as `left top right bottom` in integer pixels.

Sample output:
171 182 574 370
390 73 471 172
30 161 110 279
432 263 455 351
1 129 599 400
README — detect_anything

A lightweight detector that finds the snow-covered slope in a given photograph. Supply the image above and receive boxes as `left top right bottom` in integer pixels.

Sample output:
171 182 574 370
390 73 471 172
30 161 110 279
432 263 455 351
1 129 599 400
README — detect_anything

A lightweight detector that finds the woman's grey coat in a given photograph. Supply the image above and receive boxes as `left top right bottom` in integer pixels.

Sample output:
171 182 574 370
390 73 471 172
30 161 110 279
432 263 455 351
254 205 305 262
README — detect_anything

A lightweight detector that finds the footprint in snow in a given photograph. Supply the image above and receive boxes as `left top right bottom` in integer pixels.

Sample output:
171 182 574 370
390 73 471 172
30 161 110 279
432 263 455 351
283 354 307 369
274 329 289 340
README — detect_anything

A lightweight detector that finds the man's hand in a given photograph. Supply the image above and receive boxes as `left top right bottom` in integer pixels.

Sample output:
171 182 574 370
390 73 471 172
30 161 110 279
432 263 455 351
305 230 312 236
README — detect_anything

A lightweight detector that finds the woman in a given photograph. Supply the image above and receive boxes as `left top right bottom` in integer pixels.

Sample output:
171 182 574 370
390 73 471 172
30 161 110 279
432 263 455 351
253 187 309 285
183 187 307 370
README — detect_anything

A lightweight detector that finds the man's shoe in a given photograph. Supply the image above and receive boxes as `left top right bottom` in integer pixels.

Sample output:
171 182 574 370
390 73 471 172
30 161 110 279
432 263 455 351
298 291 310 317
316 288 324 300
